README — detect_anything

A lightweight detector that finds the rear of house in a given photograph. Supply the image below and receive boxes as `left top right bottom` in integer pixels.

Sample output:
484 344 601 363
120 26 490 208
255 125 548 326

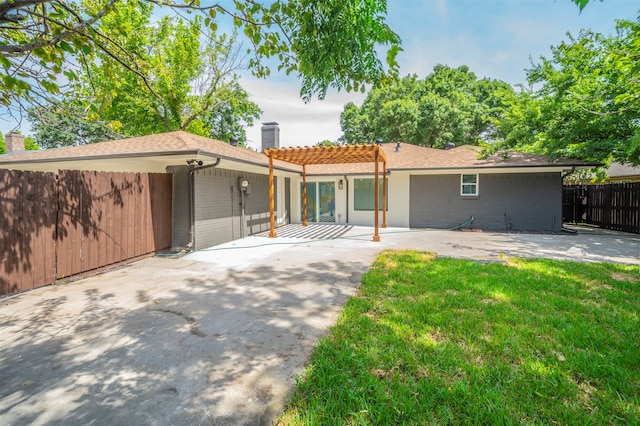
297 143 592 233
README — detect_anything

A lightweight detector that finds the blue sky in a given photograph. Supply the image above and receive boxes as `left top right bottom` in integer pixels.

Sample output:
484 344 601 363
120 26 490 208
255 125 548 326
1 1 638 148
242 0 639 149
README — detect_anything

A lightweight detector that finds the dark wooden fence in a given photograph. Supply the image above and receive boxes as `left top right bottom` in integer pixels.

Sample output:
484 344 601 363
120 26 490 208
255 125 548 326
1 169 172 296
563 183 640 234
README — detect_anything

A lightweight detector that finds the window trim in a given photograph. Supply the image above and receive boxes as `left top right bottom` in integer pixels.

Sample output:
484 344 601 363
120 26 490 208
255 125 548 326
460 173 479 197
354 177 388 211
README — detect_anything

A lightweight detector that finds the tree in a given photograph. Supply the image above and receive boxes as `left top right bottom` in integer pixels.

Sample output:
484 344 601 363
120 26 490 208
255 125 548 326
23 135 39 150
572 0 599 12
340 66 512 148
0 132 4 154
315 139 340 147
28 106 123 149
28 8 261 146
0 0 401 120
491 16 640 165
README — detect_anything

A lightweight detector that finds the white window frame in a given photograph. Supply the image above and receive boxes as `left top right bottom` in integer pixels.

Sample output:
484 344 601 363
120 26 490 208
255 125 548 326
461 174 478 196
354 178 388 211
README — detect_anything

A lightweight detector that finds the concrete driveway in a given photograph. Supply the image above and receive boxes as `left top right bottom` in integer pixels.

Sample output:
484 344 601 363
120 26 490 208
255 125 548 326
1 225 638 425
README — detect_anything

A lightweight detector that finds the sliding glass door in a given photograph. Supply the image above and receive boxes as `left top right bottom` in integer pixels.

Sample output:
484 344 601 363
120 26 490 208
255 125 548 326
300 181 335 223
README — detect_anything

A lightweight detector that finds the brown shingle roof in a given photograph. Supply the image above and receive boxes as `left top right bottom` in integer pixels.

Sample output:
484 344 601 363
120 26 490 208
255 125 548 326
607 162 640 178
305 143 599 175
0 132 598 174
0 131 300 172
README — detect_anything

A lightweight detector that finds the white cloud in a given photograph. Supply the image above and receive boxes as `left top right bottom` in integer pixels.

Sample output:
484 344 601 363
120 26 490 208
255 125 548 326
241 77 366 149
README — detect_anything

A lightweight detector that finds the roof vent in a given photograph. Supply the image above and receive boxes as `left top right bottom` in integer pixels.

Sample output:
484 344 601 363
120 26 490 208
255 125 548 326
445 142 456 150
230 136 238 147
375 139 383 146
395 142 401 152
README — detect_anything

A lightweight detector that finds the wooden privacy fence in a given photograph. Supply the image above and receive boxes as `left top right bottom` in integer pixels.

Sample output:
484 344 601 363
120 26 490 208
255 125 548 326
563 183 640 234
1 169 172 296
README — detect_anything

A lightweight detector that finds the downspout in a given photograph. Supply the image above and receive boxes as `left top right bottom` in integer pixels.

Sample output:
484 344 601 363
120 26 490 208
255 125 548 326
188 157 221 250
561 166 576 180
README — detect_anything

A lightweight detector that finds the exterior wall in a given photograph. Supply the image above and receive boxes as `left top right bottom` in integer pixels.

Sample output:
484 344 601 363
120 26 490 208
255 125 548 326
283 178 291 225
347 173 410 228
409 172 563 231
194 168 288 250
289 174 410 228
167 166 191 250
169 166 291 251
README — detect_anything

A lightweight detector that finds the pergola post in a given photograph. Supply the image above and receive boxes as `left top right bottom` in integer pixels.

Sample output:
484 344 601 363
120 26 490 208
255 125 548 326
382 161 387 228
302 164 308 226
373 148 380 242
268 154 276 238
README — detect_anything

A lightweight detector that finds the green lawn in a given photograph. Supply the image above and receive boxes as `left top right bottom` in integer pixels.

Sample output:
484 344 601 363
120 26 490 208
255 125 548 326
278 250 639 425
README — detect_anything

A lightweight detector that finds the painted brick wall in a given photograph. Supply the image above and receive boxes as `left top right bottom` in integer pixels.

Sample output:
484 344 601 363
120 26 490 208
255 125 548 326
409 172 562 231
167 166 190 250
193 168 275 250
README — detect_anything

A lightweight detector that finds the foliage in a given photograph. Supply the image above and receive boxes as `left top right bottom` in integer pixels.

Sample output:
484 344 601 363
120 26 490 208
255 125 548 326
491 16 640 165
28 106 123 148
340 66 512 148
572 0 599 12
84 11 261 139
23 135 39 150
0 132 4 154
315 140 341 147
279 250 639 424
27 8 261 146
0 0 400 120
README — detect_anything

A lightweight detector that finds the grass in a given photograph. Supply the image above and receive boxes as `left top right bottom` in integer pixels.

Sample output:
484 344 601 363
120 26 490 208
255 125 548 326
277 250 640 425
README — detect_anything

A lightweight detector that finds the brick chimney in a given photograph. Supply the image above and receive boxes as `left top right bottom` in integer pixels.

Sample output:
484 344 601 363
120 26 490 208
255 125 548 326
5 132 25 153
261 122 280 152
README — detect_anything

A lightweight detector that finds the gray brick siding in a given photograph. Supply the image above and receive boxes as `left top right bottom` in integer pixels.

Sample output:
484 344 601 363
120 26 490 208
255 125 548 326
409 172 562 231
167 165 190 250
193 168 275 250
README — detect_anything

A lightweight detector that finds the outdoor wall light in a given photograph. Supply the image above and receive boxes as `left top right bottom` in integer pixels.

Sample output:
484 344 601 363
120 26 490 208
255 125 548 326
339 179 343 190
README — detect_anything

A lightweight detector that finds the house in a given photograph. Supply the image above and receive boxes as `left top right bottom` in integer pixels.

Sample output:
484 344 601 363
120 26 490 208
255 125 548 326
1 126 598 252
605 162 640 183
0 125 299 251
286 143 598 233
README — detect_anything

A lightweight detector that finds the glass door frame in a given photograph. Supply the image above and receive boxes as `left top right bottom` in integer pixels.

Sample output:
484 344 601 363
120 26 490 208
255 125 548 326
300 180 336 223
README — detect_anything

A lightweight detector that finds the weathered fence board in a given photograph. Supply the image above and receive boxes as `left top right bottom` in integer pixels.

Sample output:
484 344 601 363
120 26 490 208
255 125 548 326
1 170 57 295
563 183 640 234
56 170 172 279
1 169 172 296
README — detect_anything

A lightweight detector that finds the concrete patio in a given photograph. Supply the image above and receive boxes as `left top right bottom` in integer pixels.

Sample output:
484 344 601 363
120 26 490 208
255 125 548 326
1 225 638 425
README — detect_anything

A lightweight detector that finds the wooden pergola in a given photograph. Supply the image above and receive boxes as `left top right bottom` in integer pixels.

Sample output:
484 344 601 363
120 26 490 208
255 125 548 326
265 144 388 242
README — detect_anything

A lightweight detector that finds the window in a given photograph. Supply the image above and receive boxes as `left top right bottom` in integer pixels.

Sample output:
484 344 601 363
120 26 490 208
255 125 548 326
354 178 387 211
300 181 335 222
461 174 478 196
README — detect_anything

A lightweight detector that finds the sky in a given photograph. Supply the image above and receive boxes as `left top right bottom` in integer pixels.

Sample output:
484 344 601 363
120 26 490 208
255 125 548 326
240 0 639 150
1 0 638 149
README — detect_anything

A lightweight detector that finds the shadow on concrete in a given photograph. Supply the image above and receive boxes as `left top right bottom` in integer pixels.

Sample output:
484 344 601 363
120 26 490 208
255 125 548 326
255 223 354 240
1 225 638 426
0 255 366 426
